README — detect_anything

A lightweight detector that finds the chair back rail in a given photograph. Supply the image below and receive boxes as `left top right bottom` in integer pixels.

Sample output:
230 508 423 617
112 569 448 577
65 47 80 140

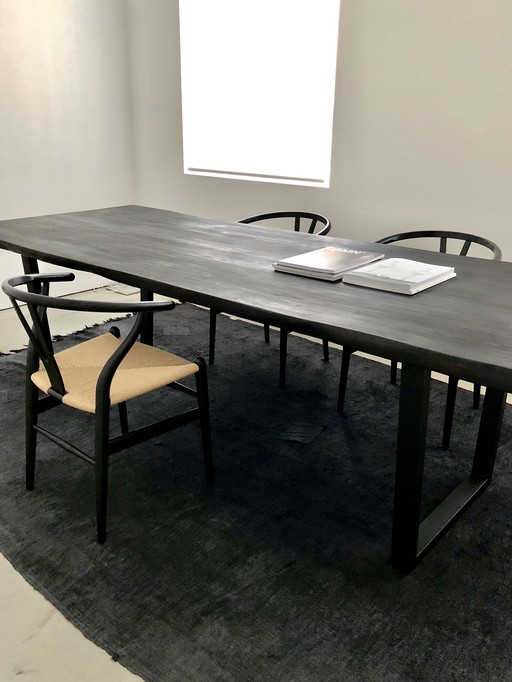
376 230 502 260
239 211 331 236
2 272 175 400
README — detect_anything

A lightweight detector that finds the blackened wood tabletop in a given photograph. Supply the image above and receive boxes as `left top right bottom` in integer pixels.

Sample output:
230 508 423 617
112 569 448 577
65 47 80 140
0 204 510 391
0 204 510 571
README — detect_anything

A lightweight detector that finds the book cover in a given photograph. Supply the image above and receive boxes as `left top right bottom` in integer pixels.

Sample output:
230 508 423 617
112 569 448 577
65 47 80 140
273 246 385 280
342 258 456 294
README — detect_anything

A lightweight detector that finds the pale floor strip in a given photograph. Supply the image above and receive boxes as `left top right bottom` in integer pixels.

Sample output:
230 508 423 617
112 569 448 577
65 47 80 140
0 288 147 682
0 289 503 681
0 552 143 682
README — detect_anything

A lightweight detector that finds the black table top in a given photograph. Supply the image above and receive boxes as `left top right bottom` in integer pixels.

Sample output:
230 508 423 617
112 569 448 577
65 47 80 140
0 204 511 391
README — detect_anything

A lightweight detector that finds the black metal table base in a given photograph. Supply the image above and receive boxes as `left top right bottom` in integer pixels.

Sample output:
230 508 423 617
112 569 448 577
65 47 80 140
391 363 506 572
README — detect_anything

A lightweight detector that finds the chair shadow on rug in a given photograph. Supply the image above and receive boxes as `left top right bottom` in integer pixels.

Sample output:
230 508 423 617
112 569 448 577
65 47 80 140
2 271 213 543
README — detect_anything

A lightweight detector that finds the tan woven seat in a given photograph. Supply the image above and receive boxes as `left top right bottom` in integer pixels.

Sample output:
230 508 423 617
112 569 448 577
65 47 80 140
31 333 199 413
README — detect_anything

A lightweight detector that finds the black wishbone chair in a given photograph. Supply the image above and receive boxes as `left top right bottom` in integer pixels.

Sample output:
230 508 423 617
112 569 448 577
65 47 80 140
2 272 213 543
209 211 331 388
337 230 502 450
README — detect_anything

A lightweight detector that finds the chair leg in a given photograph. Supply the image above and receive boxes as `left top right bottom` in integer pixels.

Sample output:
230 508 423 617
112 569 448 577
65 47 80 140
442 376 459 451
337 347 353 413
390 360 398 385
264 322 270 344
25 379 39 491
118 402 129 434
473 383 481 409
94 409 110 544
111 330 129 436
209 309 217 365
279 328 288 389
194 357 214 484
322 339 329 362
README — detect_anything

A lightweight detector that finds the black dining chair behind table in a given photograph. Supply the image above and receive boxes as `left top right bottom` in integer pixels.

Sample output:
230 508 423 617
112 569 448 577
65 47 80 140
337 229 502 451
209 211 331 389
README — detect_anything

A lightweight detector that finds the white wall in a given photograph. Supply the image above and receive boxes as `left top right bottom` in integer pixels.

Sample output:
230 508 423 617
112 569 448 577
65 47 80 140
127 0 512 259
0 0 134 307
2 0 511 311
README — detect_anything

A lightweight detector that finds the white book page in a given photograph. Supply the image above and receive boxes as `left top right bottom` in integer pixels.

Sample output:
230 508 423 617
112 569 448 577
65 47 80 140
352 258 452 283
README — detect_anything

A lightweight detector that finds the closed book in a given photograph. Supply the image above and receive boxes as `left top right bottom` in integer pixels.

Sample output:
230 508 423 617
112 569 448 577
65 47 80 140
273 246 385 281
342 258 456 294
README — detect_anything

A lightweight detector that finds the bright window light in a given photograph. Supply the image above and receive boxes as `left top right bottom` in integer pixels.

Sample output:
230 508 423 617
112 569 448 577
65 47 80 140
179 0 340 188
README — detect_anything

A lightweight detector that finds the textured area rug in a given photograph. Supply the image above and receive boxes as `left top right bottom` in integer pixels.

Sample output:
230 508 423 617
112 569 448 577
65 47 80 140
1 303 512 682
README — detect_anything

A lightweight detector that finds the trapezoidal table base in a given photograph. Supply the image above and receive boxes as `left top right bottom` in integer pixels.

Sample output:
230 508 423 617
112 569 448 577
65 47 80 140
391 363 506 572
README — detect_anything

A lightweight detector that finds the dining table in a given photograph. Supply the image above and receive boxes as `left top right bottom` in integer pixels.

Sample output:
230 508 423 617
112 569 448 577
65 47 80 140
0 204 510 572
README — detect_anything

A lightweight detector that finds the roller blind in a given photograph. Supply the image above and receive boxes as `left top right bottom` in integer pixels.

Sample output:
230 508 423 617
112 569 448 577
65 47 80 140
179 0 340 188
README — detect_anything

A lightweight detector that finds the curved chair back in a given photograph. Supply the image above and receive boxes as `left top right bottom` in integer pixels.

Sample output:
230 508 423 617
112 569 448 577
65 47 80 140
376 230 502 261
2 272 175 401
239 211 331 236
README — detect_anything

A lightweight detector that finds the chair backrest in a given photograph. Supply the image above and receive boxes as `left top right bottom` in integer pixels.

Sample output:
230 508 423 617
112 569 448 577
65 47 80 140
376 230 502 261
2 272 175 400
239 211 331 236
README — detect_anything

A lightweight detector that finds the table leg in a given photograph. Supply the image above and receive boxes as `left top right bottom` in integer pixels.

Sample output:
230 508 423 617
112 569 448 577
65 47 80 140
391 363 430 572
22 256 39 276
391 364 506 572
140 289 154 345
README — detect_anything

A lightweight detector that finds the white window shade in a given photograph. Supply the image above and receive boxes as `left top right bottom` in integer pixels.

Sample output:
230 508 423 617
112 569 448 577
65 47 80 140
179 0 340 188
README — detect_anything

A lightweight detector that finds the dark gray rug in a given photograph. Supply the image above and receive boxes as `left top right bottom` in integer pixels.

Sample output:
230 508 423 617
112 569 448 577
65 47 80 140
1 303 512 682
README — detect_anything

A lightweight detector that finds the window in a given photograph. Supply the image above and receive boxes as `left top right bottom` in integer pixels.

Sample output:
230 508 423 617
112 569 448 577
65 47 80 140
179 0 340 188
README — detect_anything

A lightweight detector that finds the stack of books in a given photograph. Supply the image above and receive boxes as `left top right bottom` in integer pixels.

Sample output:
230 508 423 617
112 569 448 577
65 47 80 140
273 248 456 294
